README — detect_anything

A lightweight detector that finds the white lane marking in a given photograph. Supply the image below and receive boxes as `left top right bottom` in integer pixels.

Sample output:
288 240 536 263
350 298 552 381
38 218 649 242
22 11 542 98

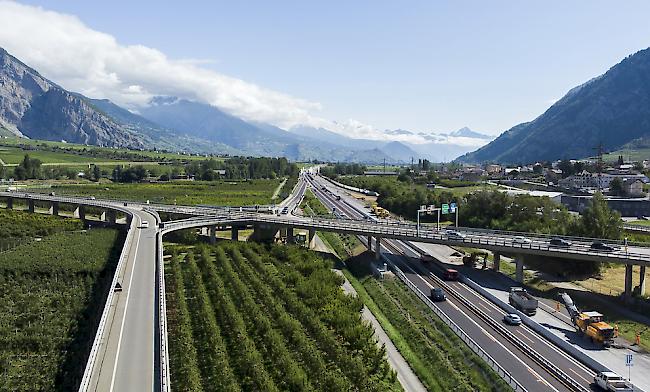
109 214 143 392
393 254 559 392
569 368 592 385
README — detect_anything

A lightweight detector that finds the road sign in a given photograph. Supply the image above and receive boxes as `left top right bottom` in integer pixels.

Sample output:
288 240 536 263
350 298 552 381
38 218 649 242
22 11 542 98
626 353 634 367
442 204 449 214
450 202 457 213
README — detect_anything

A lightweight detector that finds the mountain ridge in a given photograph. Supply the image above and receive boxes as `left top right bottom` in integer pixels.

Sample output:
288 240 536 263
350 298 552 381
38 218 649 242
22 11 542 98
457 47 650 164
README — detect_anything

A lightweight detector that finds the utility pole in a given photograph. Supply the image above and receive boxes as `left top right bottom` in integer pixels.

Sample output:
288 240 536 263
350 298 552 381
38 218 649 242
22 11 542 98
383 158 386 174
593 142 605 192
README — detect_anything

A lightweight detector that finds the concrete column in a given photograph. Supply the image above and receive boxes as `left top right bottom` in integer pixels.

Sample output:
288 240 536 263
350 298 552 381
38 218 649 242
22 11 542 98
287 226 294 244
49 201 59 216
640 266 647 297
515 256 524 283
6 197 13 209
74 205 86 221
367 236 373 252
493 252 501 272
231 226 239 241
375 237 381 260
209 226 217 245
106 210 117 224
27 199 35 213
625 264 634 299
308 229 315 249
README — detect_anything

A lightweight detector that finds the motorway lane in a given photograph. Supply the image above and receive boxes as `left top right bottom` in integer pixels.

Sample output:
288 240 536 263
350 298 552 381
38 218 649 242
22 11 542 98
307 174 596 391
89 210 157 392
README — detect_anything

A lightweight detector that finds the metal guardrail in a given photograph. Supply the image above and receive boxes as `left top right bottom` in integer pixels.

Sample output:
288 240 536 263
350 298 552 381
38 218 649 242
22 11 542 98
146 208 171 392
78 211 136 392
425 270 588 392
385 259 527 391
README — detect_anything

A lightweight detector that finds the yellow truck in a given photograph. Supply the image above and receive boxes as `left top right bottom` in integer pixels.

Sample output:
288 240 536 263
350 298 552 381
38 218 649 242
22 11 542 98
559 293 614 346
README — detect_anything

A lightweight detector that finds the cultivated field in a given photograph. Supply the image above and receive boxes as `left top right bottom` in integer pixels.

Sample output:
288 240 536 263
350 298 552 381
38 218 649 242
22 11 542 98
165 241 400 391
0 210 122 391
49 179 283 206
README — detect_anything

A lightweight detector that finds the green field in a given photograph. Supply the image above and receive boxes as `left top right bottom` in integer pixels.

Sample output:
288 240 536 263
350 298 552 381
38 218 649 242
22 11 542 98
0 137 221 162
604 148 650 162
0 209 122 391
50 179 283 206
0 146 126 165
165 241 400 391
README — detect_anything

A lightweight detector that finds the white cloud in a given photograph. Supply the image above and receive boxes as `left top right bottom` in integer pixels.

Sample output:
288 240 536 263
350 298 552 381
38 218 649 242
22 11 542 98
0 1 493 150
0 0 323 129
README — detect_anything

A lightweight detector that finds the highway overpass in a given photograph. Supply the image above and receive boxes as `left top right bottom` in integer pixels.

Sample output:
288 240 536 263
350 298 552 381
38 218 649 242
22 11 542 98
2 174 647 391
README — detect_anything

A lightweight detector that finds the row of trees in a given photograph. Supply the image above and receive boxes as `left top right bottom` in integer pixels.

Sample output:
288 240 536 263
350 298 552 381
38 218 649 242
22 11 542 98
166 242 397 391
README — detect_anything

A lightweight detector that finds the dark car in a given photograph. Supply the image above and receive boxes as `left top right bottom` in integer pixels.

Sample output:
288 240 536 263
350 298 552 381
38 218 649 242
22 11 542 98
430 287 446 302
590 241 616 252
549 237 572 247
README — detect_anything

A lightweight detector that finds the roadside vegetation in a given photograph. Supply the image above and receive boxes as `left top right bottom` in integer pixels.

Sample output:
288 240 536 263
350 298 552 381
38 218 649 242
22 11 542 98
165 241 400 391
298 187 509 390
0 209 122 391
344 260 511 391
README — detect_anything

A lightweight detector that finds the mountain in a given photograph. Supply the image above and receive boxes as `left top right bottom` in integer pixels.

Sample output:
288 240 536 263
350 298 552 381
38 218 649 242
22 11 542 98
448 127 492 139
379 141 419 162
0 47 143 148
457 48 650 164
85 97 239 154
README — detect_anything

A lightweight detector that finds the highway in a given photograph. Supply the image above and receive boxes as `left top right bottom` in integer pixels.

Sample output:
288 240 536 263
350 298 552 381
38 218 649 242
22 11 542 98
1 175 646 391
305 173 598 391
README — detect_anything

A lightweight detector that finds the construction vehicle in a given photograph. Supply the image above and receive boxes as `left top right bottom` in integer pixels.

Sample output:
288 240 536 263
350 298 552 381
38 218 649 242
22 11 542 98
462 251 487 268
509 287 538 315
370 203 390 218
559 292 615 346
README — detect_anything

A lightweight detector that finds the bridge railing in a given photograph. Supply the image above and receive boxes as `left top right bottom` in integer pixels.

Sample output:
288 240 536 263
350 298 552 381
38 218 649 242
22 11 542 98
78 210 136 392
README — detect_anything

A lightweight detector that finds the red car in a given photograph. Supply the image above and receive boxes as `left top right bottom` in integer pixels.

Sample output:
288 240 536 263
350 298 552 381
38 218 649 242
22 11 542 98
443 268 459 281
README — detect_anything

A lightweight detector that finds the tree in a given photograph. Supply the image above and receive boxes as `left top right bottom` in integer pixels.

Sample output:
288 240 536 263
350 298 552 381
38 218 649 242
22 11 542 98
609 178 624 196
577 192 621 240
92 165 101 182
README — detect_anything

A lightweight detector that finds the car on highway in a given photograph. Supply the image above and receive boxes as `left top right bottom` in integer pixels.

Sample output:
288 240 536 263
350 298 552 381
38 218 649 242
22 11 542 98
89 196 96 200
549 237 572 247
590 241 616 252
594 371 633 391
443 268 459 281
503 313 522 326
49 192 55 196
445 230 466 240
512 236 532 244
430 287 446 302
281 206 289 214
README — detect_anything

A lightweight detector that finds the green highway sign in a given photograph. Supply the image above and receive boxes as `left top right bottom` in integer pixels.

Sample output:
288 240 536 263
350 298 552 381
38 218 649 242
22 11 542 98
442 204 449 214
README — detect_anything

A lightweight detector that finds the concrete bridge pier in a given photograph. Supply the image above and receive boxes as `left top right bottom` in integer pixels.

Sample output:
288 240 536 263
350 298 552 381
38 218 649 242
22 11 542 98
640 266 646 296
74 205 86 221
515 256 524 283
625 264 633 300
251 223 279 243
308 229 315 249
231 226 239 241
492 253 501 272
375 237 382 260
5 197 13 209
27 199 35 213
49 201 59 216
287 226 295 244
102 210 117 224
367 236 373 252
209 225 217 244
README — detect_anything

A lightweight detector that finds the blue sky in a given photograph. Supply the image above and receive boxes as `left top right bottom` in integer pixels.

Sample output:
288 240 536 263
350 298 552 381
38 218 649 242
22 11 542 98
8 1 650 137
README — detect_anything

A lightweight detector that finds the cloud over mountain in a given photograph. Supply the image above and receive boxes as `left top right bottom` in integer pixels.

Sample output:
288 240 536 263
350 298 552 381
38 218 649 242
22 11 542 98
0 0 323 129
